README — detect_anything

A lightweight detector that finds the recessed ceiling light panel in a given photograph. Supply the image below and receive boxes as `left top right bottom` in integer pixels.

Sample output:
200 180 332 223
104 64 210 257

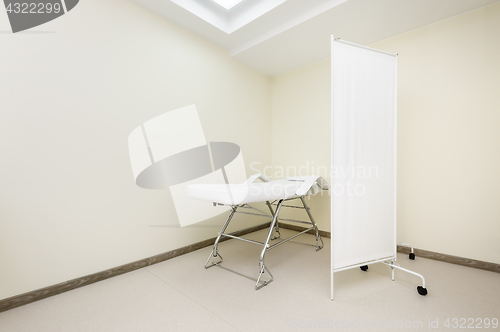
210 0 245 11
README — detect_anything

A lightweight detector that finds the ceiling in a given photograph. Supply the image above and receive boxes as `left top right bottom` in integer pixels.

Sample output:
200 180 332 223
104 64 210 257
130 0 500 77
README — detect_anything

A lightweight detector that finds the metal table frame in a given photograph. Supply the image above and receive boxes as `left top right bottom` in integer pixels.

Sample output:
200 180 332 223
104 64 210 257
205 196 323 290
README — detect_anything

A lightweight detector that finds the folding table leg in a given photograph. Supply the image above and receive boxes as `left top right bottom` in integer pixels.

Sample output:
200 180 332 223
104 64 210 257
266 201 281 240
300 196 324 251
256 199 284 289
205 206 237 268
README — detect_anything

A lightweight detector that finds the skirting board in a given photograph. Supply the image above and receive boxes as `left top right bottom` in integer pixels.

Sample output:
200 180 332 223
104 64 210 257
0 222 270 314
278 223 500 274
1 221 498 313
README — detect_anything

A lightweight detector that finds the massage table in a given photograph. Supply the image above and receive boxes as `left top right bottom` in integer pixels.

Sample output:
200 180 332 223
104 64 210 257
187 174 329 289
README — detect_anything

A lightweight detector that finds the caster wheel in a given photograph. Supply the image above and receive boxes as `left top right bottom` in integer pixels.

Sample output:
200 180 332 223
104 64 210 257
360 265 368 271
417 286 427 296
409 253 415 260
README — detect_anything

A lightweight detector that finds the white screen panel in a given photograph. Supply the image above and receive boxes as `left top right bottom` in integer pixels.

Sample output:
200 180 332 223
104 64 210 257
331 39 397 270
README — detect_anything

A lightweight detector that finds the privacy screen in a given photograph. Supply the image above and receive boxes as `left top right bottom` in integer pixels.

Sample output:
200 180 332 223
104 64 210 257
331 38 398 270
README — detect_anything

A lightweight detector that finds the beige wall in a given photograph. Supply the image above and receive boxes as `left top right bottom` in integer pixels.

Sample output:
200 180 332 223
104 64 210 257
372 3 500 264
271 3 500 264
0 0 271 300
270 60 331 230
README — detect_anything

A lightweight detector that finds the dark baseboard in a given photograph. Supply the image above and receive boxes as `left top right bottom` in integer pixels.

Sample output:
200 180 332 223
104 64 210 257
396 245 500 273
0 222 270 314
2 221 498 314
278 223 500 274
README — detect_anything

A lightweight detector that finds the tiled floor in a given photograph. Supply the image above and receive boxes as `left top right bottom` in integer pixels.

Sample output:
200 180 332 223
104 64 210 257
1 229 499 331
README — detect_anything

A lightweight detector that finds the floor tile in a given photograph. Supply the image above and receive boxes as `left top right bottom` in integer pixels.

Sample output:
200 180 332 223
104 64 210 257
0 269 238 332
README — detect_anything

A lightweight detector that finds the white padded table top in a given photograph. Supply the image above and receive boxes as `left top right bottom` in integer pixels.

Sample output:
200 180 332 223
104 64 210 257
187 179 303 205
187 174 329 205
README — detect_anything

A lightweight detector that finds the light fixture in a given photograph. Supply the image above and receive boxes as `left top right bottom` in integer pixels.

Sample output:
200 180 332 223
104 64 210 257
210 0 245 11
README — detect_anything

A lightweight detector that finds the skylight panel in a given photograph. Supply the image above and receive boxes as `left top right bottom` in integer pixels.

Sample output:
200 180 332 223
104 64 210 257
211 0 245 11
